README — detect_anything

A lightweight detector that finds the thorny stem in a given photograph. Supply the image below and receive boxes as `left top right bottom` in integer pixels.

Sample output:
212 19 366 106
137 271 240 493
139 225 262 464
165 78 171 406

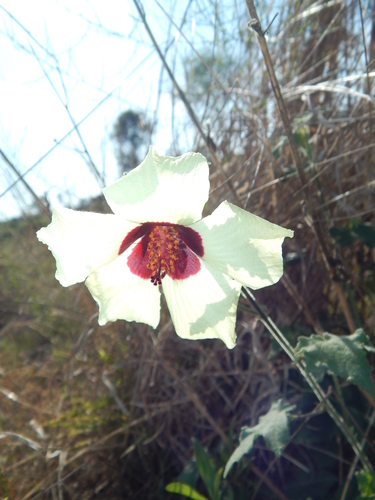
244 0 356 333
242 287 373 473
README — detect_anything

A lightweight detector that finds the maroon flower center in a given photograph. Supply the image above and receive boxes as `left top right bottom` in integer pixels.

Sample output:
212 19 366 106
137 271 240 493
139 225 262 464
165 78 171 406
118 222 204 285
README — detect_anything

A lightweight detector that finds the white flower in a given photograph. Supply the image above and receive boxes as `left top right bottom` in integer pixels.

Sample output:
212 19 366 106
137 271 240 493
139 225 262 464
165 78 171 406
37 147 293 348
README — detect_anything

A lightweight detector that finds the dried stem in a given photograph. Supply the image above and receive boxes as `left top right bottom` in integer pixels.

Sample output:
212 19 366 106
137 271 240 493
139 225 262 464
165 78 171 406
244 0 356 333
132 0 242 205
0 149 50 218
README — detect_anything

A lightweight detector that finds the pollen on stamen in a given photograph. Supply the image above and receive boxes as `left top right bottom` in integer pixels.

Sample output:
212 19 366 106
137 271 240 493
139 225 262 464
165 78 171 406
124 221 203 283
144 226 183 286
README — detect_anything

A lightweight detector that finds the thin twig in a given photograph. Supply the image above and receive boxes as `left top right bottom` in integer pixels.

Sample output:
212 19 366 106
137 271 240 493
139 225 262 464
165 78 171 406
340 410 375 500
29 461 88 500
132 0 242 205
149 335 228 443
244 0 356 332
29 43 105 188
0 89 116 201
0 149 50 218
281 274 324 335
357 0 373 199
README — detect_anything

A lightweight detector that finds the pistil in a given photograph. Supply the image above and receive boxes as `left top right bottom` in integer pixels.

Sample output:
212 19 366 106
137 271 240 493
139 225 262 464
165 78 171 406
120 222 204 284
146 226 181 285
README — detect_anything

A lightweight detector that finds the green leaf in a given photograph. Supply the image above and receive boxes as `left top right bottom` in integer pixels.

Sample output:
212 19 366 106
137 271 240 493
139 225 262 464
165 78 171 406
224 400 295 477
213 467 223 500
177 458 200 488
354 223 375 248
356 470 375 498
294 124 312 160
194 439 217 500
330 222 375 248
97 349 113 364
295 329 375 398
329 226 357 247
165 482 209 500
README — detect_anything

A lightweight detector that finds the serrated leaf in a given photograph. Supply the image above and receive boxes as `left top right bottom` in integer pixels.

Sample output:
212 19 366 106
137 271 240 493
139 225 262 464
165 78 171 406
295 329 375 398
296 328 375 397
224 400 295 477
165 482 209 500
241 400 295 457
356 470 375 498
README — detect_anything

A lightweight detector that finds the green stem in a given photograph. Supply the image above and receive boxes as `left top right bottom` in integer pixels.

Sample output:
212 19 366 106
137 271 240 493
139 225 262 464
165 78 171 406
332 374 351 427
242 287 373 473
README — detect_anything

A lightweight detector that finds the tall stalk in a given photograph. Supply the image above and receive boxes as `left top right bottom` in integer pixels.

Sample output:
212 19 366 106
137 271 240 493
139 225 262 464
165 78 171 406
244 0 356 333
242 287 373 473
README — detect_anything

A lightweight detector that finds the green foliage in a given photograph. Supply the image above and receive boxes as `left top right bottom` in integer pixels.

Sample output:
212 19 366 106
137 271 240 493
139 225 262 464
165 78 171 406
224 399 295 477
294 124 312 160
330 222 375 248
268 324 310 359
97 348 114 364
165 482 209 500
166 440 241 500
356 470 375 499
3 0 375 493
285 471 339 500
295 329 375 397
193 439 220 500
175 457 200 487
46 396 117 434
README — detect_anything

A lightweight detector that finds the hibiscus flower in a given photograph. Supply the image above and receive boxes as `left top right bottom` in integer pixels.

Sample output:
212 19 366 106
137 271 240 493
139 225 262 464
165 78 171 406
37 147 293 348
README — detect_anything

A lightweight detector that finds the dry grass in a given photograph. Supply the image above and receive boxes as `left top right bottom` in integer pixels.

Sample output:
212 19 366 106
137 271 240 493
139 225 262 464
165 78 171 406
1 0 375 498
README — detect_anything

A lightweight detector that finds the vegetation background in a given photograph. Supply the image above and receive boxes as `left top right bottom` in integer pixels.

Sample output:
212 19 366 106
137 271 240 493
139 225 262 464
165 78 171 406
0 0 374 498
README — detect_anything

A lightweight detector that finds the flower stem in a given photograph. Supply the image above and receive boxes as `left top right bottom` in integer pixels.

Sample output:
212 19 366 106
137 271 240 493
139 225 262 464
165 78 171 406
242 287 373 473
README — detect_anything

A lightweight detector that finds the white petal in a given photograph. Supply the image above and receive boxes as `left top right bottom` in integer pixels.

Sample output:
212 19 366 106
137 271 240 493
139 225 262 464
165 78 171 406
85 250 161 328
103 146 209 225
37 207 138 287
191 201 294 290
162 259 242 349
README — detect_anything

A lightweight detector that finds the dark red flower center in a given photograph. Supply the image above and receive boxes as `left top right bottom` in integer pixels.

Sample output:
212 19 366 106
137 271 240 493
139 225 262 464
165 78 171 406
118 222 204 285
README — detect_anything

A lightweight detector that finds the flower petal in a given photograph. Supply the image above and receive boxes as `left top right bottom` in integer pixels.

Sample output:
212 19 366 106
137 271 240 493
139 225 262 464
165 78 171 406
37 207 138 287
103 146 209 225
191 201 294 290
85 250 161 328
162 259 242 349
